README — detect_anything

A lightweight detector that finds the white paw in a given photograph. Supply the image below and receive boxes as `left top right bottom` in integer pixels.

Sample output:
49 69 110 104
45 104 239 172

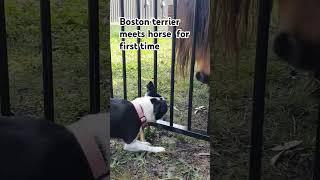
123 140 165 153
149 146 165 153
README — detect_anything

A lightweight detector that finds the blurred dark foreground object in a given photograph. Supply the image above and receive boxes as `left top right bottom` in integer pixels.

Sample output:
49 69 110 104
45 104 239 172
0 113 109 180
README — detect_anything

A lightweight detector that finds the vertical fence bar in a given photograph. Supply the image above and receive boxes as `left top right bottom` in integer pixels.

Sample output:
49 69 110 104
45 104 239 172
169 0 177 127
88 0 100 113
314 104 320 179
136 0 142 97
186 0 199 131
0 0 12 116
120 0 127 100
40 0 54 121
249 0 272 179
153 0 158 91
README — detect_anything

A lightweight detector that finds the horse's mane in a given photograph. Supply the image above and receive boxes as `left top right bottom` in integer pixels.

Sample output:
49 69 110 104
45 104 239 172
175 0 210 76
212 0 258 56
175 0 258 76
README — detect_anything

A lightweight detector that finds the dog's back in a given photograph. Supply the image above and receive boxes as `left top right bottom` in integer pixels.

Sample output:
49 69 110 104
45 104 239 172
0 116 94 180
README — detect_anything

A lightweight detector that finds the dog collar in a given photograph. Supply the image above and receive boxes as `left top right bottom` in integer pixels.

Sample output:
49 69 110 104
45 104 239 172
67 126 109 180
132 102 147 124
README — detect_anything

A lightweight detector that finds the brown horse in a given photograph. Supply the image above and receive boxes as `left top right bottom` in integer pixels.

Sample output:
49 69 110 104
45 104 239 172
176 0 320 83
211 0 320 76
175 0 210 84
274 0 320 75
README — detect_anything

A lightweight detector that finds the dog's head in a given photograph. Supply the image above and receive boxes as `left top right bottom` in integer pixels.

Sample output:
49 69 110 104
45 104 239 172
144 81 168 120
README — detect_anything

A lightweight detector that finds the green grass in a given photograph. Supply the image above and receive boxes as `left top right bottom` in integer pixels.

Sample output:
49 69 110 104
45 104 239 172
5 0 110 124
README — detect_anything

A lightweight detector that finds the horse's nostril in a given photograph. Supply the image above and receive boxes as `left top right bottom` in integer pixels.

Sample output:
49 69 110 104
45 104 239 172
274 33 291 59
195 72 202 81
195 72 209 84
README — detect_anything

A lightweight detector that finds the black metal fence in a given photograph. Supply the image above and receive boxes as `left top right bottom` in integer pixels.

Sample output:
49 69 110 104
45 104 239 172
115 0 210 141
0 0 101 120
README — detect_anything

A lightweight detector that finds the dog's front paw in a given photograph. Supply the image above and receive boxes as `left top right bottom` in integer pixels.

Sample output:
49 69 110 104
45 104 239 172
150 146 165 153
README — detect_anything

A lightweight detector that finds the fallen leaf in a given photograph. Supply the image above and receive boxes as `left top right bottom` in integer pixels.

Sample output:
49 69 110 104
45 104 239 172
271 140 302 151
195 152 210 156
270 150 285 166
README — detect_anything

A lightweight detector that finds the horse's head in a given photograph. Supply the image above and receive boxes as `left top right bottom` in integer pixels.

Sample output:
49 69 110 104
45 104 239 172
175 0 210 84
273 0 320 73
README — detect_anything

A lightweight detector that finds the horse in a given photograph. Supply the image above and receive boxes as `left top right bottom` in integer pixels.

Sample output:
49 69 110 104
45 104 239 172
176 0 320 83
210 0 320 178
175 0 210 84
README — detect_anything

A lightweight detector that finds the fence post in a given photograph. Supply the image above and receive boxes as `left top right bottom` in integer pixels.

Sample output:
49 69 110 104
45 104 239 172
120 0 127 100
314 104 320 179
40 0 54 121
187 0 200 131
88 0 100 113
153 0 158 92
0 0 12 116
169 0 177 127
249 0 272 179
136 0 142 97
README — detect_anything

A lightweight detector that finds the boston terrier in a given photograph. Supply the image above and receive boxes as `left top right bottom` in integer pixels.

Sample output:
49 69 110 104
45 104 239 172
111 81 168 153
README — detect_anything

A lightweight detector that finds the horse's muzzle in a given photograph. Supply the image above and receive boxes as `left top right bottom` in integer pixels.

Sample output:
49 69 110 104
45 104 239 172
273 32 320 74
196 72 209 84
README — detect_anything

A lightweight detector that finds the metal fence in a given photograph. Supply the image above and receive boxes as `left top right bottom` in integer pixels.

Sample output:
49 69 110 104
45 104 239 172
0 0 101 120
110 0 170 23
113 0 210 141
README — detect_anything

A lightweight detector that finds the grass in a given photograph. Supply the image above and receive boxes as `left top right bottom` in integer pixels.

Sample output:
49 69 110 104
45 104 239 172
4 0 110 124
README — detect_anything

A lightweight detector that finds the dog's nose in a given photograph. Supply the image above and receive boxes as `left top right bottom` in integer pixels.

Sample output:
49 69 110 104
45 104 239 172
195 72 209 84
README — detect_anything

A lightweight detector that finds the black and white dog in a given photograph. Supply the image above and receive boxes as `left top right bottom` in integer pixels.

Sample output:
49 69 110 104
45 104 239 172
111 81 168 153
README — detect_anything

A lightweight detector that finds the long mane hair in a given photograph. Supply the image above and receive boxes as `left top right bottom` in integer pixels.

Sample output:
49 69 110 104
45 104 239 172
175 0 210 76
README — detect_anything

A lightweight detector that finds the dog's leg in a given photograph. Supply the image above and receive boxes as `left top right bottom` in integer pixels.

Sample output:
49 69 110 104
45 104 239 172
123 140 165 153
139 127 145 141
139 127 150 145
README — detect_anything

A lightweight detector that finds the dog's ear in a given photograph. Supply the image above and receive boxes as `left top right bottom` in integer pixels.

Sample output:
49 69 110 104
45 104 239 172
146 81 157 97
147 81 155 92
